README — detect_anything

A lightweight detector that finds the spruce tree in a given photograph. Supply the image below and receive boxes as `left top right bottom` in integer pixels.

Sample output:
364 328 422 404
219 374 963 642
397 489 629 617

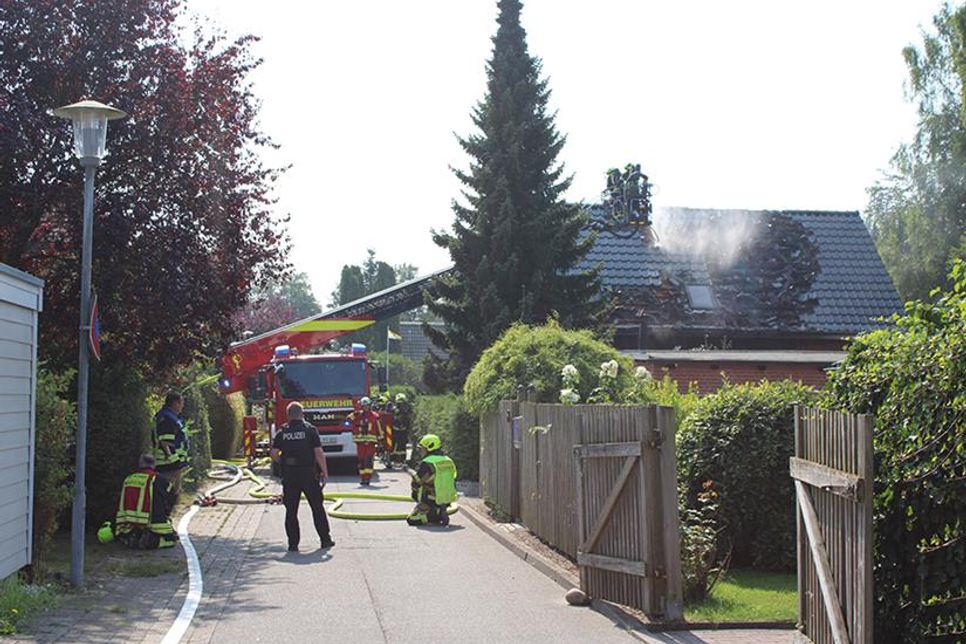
426 0 603 389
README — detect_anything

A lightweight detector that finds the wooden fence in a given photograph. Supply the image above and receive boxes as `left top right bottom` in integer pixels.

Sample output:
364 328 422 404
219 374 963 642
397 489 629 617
792 407 874 644
480 401 682 619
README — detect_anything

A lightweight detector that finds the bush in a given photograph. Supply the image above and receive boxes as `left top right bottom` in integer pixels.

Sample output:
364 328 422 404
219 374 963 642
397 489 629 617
464 320 632 415
413 394 479 480
204 386 246 459
181 386 212 487
625 373 700 427
31 369 75 572
824 260 965 644
677 379 817 571
679 481 726 602
86 358 152 525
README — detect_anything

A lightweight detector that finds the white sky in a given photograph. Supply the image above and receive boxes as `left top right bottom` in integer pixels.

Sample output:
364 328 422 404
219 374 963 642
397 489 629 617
189 0 941 305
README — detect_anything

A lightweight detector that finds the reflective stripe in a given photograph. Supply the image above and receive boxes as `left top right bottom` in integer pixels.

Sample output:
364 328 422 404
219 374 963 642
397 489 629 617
149 521 174 535
353 436 379 443
290 319 374 332
116 471 154 527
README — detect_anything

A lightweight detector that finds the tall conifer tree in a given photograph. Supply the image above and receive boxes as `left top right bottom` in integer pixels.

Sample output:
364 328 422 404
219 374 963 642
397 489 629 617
426 0 603 388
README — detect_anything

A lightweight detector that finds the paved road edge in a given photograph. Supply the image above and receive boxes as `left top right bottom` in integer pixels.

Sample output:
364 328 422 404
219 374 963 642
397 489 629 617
457 500 654 642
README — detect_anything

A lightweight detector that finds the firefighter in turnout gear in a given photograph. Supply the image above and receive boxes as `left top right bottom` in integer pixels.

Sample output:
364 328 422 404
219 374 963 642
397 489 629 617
152 392 189 492
407 434 458 526
345 396 383 485
391 393 412 467
113 453 178 549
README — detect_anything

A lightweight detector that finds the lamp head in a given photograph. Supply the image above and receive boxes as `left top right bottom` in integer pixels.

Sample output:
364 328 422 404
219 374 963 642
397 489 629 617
53 100 127 164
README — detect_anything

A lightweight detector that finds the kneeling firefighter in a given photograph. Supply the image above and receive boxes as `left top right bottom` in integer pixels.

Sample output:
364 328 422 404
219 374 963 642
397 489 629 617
111 453 178 549
407 434 458 526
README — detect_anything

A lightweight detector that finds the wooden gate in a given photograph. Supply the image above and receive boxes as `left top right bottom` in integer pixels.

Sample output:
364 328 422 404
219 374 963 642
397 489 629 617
792 407 873 644
575 406 683 620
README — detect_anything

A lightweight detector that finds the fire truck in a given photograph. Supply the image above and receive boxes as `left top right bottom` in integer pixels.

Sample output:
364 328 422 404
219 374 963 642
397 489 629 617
217 267 451 460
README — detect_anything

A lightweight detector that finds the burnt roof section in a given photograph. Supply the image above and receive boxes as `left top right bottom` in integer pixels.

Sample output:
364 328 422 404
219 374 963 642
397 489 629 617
580 207 902 335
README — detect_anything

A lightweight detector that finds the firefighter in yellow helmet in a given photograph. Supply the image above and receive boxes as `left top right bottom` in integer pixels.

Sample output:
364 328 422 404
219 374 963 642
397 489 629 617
407 434 458 526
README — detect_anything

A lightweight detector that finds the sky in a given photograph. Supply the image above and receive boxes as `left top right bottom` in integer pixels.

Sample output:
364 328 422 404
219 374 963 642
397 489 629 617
189 0 942 305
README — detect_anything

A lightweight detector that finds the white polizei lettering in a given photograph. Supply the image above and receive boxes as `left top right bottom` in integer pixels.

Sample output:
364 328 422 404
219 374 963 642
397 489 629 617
286 431 306 440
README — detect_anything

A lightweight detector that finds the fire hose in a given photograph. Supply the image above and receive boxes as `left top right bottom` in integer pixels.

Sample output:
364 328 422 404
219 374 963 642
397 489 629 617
199 460 459 520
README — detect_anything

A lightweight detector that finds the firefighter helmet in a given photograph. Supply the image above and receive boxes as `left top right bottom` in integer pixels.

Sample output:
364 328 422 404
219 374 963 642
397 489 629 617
97 521 114 544
418 434 441 452
359 396 372 408
395 393 407 403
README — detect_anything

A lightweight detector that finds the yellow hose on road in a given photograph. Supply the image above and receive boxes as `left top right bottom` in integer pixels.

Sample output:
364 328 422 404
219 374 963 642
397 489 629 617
205 460 459 520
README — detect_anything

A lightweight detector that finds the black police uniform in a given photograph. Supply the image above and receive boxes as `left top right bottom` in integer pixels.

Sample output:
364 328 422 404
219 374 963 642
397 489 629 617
272 418 333 550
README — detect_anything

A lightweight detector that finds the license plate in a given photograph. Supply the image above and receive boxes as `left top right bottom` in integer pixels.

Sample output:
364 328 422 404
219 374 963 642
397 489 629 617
320 435 339 444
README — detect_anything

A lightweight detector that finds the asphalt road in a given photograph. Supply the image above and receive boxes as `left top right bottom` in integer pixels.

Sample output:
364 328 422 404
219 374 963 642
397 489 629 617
203 463 635 644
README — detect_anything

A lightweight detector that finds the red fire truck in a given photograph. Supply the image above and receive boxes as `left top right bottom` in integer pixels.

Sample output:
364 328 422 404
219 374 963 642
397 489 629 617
216 268 452 461
244 343 382 460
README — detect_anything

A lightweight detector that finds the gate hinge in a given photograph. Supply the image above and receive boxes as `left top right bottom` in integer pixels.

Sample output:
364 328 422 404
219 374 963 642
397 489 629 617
648 428 664 448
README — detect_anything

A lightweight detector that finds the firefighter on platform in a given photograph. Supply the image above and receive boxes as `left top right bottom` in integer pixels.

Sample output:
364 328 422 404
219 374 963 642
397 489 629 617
345 396 383 485
111 453 178 549
392 393 413 467
407 434 458 526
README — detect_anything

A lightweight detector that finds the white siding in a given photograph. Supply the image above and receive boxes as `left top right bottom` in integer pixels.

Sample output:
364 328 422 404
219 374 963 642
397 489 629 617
0 265 42 580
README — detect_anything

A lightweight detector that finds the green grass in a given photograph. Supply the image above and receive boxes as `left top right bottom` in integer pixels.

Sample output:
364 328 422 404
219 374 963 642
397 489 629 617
685 569 797 623
0 576 59 635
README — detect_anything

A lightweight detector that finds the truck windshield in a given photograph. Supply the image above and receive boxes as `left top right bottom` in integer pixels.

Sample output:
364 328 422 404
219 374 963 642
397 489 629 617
276 361 366 398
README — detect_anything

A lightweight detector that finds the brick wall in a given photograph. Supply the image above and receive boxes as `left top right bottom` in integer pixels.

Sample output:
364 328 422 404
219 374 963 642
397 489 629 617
642 359 831 394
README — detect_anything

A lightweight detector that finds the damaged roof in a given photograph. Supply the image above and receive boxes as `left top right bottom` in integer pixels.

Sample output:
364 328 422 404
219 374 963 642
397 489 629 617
580 208 902 335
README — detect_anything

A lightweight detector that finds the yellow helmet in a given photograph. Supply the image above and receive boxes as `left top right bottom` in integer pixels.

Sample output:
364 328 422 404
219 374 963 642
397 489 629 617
97 521 114 544
418 434 441 452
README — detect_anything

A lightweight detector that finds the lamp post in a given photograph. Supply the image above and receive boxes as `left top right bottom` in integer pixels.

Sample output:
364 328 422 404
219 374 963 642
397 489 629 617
53 100 127 588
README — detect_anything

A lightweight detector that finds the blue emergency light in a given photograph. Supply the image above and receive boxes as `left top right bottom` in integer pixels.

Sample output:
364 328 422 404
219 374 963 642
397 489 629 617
274 345 292 360
351 343 367 355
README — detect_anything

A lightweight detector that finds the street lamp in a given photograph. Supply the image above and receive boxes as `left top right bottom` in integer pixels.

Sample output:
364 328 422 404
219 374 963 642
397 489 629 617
53 100 126 588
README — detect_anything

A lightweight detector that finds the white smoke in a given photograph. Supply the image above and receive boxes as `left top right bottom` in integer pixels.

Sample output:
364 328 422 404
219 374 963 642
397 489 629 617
651 206 762 269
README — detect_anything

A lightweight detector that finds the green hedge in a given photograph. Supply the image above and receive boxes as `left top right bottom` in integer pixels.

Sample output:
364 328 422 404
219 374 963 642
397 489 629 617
31 369 75 572
181 386 212 487
824 260 965 643
413 394 479 481
677 379 817 571
86 358 152 525
204 387 246 459
464 320 632 415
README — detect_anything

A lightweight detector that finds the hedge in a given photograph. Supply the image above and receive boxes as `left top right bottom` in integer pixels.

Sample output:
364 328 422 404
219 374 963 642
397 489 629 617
86 358 153 525
204 386 246 459
824 260 965 643
413 394 479 480
677 379 817 571
31 369 75 572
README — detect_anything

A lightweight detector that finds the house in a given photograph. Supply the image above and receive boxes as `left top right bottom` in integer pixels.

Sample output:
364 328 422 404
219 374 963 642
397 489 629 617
0 264 43 579
579 207 902 391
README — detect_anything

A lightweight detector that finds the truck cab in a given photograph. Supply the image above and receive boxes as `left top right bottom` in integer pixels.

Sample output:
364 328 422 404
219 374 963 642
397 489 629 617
265 344 380 460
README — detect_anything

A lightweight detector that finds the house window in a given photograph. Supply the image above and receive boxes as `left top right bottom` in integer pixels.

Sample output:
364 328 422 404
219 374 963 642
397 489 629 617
685 284 716 310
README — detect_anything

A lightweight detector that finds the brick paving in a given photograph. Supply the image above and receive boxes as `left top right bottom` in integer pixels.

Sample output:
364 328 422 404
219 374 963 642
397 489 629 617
10 476 272 643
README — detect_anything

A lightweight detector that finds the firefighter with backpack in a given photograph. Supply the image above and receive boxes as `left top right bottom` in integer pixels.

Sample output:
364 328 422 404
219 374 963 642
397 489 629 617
407 434 458 526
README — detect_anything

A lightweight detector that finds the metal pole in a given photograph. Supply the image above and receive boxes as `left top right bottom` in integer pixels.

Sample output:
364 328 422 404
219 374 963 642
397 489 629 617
71 159 98 588
385 325 390 388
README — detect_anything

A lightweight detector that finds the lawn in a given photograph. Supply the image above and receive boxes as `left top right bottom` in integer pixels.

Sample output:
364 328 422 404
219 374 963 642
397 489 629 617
685 569 797 623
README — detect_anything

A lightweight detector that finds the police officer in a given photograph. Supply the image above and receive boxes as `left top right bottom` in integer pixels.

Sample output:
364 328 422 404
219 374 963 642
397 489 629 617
407 434 458 526
270 401 335 551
